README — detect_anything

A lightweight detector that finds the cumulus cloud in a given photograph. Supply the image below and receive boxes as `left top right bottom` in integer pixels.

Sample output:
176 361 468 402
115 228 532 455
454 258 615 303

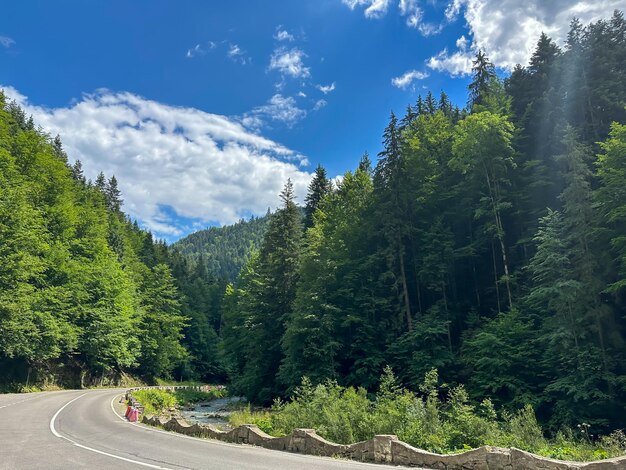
269 47 311 78
0 36 14 48
342 0 391 19
426 48 474 76
316 82 336 94
274 27 295 42
242 94 307 129
434 0 623 72
1 85 312 239
455 35 469 50
391 69 430 88
342 0 621 74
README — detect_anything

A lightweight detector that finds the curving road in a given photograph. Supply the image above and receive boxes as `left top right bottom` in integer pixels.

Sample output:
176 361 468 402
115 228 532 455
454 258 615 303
0 389 412 469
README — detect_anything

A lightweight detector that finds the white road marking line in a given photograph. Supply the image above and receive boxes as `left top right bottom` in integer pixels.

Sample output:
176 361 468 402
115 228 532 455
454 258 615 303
109 394 245 447
0 394 41 409
51 393 173 469
107 394 389 468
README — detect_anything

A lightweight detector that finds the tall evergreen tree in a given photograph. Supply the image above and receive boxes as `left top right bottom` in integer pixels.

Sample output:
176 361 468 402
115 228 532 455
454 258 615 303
106 175 123 212
236 180 302 402
468 50 496 109
304 164 332 228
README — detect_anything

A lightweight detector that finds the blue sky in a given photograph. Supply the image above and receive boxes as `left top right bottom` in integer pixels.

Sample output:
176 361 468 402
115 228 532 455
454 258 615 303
1 0 622 241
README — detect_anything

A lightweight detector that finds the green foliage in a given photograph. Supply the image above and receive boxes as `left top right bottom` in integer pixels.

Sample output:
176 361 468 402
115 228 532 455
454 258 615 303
3 9 626 452
172 387 226 406
133 389 177 415
173 215 270 281
221 13 626 437
229 370 625 461
0 93 213 387
229 404 275 434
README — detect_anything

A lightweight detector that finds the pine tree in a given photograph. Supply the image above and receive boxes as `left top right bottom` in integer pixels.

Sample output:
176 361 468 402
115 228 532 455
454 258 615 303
451 112 516 310
358 151 372 175
71 160 86 185
52 135 67 163
374 112 413 331
425 91 437 115
304 164 332 228
106 175 123 212
139 263 187 378
438 91 452 117
596 122 626 292
468 50 496 109
416 95 425 115
95 171 106 192
237 180 302 402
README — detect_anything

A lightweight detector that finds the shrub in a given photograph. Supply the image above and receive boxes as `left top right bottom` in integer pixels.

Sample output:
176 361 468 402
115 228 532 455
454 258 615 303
271 378 373 444
133 389 177 415
501 404 547 452
223 369 626 462
229 404 274 434
173 388 226 405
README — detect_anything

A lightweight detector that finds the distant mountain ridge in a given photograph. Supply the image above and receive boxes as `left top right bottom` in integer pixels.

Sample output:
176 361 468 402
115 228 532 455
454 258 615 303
172 214 270 281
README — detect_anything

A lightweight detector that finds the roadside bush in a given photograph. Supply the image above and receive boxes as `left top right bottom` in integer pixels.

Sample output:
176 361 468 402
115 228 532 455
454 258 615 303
229 404 274 434
272 378 373 443
227 368 626 461
173 388 226 406
133 389 177 415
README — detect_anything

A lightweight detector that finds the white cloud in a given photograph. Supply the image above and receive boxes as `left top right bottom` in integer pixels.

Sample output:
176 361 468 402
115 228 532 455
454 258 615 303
316 82 336 94
426 48 474 76
444 0 464 21
439 0 623 71
227 43 250 64
243 94 307 128
186 44 202 58
1 85 312 239
269 47 310 78
297 91 307 98
313 99 328 111
455 35 469 50
342 0 391 19
185 41 217 59
342 0 621 74
0 36 14 48
274 28 295 42
398 0 444 36
391 69 430 88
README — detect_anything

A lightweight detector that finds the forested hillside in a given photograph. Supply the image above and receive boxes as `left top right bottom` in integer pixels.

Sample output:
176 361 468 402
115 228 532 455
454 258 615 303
2 9 625 440
173 214 270 281
0 94 223 389
221 12 626 434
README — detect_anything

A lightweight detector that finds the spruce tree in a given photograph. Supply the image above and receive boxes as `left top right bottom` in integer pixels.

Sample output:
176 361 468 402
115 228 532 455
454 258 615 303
106 175 123 212
468 50 496 109
304 164 332 228
238 180 302 402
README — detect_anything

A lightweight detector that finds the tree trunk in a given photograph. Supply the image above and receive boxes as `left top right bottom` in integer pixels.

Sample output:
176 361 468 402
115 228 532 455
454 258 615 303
491 241 501 314
398 242 412 331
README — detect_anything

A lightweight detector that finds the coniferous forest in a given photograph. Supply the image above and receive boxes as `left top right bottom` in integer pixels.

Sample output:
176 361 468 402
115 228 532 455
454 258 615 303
1 11 625 440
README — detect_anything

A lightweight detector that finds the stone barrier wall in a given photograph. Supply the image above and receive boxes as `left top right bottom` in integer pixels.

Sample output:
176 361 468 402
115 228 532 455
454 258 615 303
127 389 626 470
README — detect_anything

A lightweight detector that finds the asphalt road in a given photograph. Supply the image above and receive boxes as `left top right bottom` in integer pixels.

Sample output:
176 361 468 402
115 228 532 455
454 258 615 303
0 389 411 469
